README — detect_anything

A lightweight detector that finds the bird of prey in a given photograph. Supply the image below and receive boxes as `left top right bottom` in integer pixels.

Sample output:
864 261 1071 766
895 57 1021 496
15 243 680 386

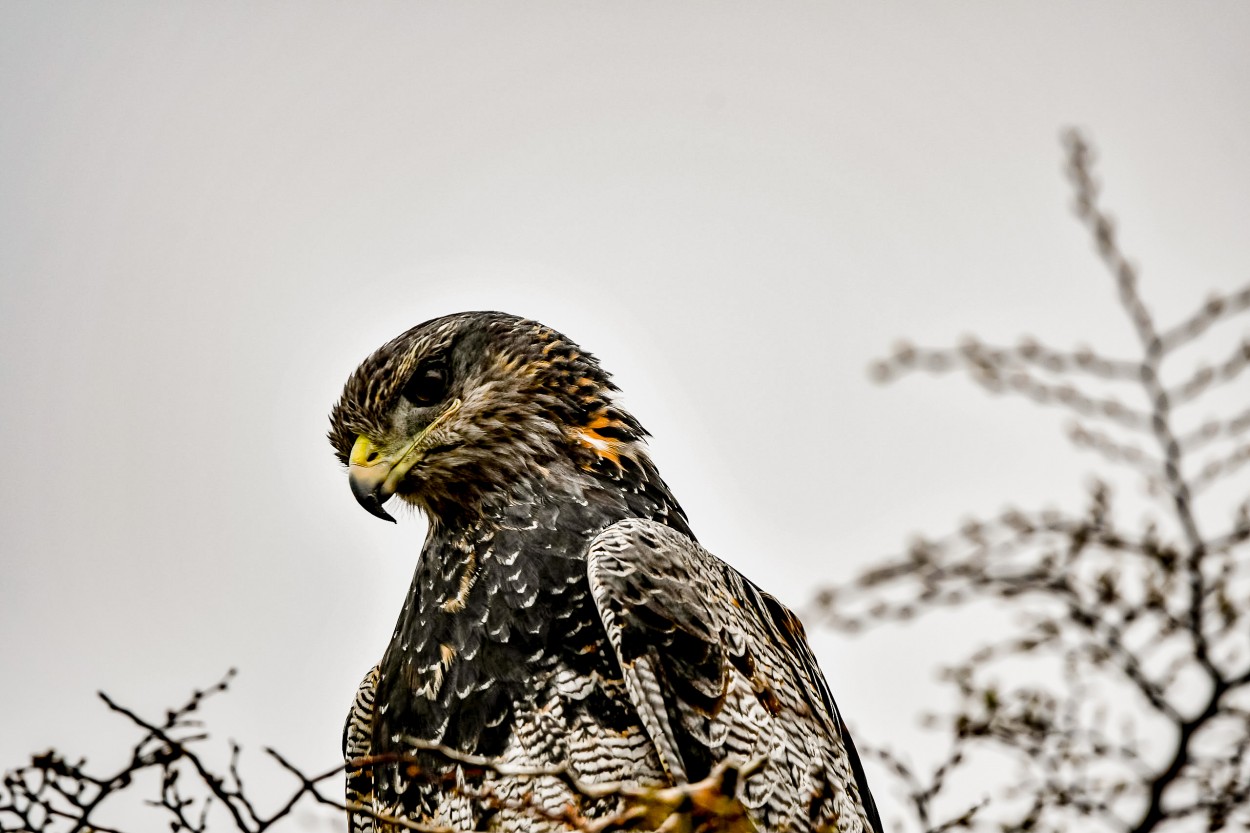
328 312 881 833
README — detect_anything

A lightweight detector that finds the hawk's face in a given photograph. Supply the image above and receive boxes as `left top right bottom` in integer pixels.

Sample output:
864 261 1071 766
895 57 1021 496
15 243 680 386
328 312 646 522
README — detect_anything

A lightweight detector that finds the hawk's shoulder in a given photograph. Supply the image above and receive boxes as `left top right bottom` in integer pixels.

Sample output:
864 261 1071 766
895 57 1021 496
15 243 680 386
586 518 882 833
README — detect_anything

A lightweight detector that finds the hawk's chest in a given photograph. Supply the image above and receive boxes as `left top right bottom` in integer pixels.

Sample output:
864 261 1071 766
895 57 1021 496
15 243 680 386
372 500 629 758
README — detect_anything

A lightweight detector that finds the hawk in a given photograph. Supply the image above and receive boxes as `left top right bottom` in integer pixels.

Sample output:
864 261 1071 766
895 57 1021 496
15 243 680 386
329 312 882 833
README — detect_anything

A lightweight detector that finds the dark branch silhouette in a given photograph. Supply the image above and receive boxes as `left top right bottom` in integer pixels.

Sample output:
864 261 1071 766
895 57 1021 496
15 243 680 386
0 670 339 833
0 671 762 832
817 130 1250 832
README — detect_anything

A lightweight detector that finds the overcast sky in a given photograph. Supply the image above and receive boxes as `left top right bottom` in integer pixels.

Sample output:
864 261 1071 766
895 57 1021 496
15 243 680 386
2 3 1248 829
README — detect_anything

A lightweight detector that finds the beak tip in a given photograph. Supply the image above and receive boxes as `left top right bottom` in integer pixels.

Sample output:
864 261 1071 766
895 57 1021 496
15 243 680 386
349 468 398 523
360 494 398 523
357 492 398 524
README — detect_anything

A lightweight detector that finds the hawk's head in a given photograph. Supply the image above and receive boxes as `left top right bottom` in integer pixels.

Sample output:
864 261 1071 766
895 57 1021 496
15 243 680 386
329 312 649 522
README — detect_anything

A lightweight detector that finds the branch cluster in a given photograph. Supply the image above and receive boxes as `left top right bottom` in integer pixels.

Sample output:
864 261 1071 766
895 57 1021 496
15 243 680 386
1 673 764 833
819 131 1250 833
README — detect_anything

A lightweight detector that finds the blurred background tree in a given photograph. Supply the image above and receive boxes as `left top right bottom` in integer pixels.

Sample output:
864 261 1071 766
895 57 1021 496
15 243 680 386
812 131 1250 833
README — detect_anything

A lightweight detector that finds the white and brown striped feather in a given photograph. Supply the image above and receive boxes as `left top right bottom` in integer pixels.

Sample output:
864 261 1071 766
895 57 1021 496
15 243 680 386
588 519 878 833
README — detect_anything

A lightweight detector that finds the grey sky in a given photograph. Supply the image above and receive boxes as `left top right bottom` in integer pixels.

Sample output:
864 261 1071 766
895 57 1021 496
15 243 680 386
2 3 1247 828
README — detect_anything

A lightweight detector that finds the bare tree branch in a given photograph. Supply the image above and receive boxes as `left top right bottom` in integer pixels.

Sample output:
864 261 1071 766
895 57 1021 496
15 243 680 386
1 674 769 833
819 130 1250 833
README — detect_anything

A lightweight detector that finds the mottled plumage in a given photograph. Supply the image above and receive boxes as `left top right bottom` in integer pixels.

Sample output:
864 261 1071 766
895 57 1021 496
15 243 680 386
329 312 881 833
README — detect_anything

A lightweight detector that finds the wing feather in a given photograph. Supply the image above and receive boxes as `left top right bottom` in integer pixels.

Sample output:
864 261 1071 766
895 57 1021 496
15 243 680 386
587 519 883 833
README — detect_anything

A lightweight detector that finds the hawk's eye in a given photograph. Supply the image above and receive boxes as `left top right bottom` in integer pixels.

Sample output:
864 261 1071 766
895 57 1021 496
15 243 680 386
402 365 449 407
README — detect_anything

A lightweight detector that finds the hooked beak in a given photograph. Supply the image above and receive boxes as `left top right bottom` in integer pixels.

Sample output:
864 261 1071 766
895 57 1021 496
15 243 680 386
348 436 399 522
